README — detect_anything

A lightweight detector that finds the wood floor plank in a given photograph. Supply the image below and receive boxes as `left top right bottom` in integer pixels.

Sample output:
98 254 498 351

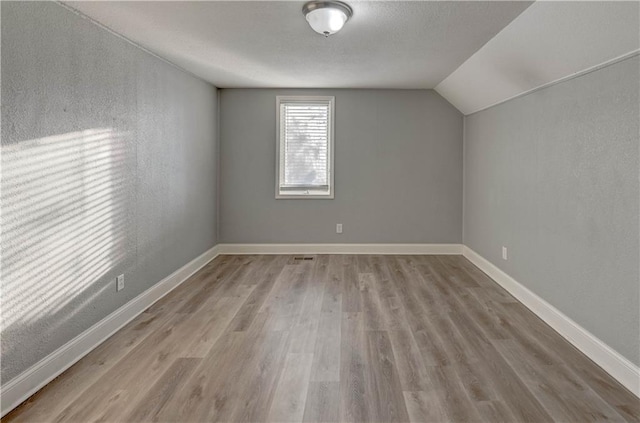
289 256 328 354
123 357 200 423
339 312 369 423
369 255 397 300
341 255 361 313
475 400 520 423
228 329 291 422
5 254 638 423
424 364 485 423
268 353 314 422
378 294 411 332
310 311 341 382
227 255 288 332
303 381 340 423
403 390 449 423
320 255 343 313
152 330 247 422
387 329 430 392
436 255 480 289
155 332 245 422
145 255 237 316
454 287 512 340
210 255 264 299
470 344 555 423
261 263 311 331
397 257 452 315
175 255 250 314
359 272 386 331
386 257 455 368
177 295 248 358
356 254 373 274
363 330 410 422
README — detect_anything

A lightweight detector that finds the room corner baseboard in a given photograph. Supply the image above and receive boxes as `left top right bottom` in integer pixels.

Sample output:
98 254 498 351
462 246 640 398
0 244 221 418
217 243 463 255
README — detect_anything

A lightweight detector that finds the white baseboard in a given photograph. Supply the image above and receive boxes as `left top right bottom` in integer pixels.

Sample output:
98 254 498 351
217 243 463 255
462 246 640 398
0 245 221 418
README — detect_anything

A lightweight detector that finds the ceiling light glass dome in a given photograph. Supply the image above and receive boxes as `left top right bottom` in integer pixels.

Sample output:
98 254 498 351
303 1 353 37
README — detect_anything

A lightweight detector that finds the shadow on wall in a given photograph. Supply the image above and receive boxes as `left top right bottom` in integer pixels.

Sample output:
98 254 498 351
1 128 131 379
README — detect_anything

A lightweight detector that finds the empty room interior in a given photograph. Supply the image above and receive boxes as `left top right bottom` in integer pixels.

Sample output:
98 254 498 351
1 1 639 422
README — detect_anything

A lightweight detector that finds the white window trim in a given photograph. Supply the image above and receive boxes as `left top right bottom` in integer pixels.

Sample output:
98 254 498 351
275 95 335 199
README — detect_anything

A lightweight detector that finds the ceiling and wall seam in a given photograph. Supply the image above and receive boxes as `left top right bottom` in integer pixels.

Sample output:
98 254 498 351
55 0 218 89
435 1 639 115
430 2 534 90
464 50 640 117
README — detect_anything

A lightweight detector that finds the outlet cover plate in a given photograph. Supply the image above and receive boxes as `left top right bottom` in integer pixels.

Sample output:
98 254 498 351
116 274 125 291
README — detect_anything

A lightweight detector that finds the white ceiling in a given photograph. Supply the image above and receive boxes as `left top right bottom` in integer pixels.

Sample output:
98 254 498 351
435 1 640 115
65 1 532 89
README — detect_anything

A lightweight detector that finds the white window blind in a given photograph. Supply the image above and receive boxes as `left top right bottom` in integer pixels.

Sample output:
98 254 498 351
276 96 334 198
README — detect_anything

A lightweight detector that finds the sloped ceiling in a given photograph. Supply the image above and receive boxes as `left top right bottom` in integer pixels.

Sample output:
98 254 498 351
435 1 640 115
64 1 639 115
64 1 531 89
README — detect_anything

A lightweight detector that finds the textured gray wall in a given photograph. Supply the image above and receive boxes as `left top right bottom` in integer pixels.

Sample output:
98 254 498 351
464 56 640 365
1 2 219 383
220 89 463 244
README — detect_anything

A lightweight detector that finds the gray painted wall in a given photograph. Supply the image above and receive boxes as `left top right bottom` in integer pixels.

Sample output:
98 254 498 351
219 89 463 244
464 56 640 365
1 2 219 383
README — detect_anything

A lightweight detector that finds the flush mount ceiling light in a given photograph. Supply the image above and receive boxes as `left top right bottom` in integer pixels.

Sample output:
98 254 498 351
302 1 353 37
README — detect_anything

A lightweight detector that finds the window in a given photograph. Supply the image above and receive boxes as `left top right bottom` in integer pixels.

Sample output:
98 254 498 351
276 96 335 199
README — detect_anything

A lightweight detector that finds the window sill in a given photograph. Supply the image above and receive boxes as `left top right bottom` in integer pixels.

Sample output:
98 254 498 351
276 191 334 199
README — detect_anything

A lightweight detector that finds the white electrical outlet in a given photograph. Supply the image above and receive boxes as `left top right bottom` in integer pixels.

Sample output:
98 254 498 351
116 274 125 291
502 246 508 260
336 223 343 234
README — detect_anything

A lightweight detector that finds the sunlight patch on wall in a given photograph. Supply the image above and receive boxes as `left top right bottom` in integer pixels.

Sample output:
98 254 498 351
1 128 129 331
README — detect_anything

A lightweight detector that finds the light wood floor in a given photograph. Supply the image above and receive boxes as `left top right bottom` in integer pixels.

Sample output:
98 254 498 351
5 255 639 423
